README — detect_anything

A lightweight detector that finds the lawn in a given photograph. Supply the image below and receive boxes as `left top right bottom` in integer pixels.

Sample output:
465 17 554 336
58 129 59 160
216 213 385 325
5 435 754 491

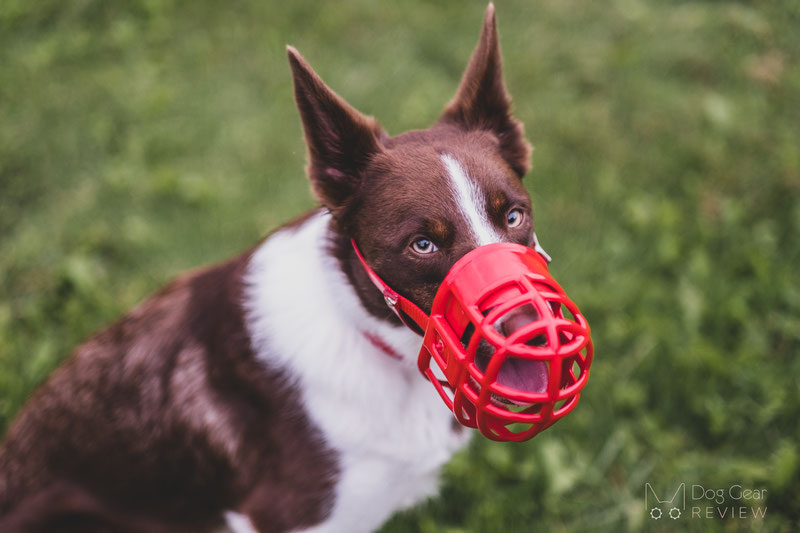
1 0 798 531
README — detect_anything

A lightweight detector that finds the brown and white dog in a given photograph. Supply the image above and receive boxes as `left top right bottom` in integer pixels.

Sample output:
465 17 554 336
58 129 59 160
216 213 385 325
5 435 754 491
0 5 551 532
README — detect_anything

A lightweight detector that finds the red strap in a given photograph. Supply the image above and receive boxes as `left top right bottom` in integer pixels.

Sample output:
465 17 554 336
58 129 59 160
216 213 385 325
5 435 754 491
362 331 404 361
351 239 429 335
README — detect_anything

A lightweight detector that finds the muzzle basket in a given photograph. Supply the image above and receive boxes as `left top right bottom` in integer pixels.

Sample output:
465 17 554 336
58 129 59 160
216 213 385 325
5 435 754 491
417 243 593 442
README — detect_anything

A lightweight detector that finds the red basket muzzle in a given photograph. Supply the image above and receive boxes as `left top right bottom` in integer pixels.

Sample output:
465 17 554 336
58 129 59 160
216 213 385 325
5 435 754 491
352 240 593 442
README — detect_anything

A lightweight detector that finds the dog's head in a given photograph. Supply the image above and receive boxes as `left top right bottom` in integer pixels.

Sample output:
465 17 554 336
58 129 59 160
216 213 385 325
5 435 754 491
288 5 538 327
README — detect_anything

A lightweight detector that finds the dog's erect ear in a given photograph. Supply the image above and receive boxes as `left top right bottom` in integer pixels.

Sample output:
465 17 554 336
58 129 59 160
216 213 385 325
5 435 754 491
287 46 384 216
438 4 531 177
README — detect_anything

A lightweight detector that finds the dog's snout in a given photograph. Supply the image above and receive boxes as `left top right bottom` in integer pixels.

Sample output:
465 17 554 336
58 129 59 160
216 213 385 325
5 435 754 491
495 304 546 346
469 304 549 396
497 306 539 337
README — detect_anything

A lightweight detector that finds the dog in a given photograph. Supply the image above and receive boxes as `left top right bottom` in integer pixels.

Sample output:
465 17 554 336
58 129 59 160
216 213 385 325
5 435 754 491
0 4 548 532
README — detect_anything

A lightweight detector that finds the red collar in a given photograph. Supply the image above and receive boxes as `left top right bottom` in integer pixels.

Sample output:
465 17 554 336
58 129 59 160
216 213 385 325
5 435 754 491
362 331 404 361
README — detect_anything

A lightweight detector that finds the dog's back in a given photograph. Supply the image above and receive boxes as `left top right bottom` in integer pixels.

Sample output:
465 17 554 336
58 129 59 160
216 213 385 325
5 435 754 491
0 251 338 531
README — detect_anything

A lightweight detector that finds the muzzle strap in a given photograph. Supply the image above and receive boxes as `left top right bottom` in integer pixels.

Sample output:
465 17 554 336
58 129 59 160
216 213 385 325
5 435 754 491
350 239 429 335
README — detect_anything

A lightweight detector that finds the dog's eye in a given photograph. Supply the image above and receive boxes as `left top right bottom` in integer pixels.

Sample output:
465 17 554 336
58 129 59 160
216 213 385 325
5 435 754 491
507 209 524 228
411 237 438 254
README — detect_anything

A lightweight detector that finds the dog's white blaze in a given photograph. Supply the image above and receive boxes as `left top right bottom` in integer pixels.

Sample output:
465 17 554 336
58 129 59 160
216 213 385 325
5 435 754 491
244 211 469 533
441 154 502 246
223 511 258 533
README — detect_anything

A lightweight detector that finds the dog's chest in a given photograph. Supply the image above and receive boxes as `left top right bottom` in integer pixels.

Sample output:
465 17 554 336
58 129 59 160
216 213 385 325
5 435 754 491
245 212 469 532
299 364 467 533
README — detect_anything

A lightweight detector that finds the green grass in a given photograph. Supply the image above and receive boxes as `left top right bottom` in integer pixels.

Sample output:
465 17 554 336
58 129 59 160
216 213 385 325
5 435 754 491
1 0 798 531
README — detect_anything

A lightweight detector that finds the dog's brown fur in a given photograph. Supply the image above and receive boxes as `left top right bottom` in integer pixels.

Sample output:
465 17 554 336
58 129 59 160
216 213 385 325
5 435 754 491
0 251 338 531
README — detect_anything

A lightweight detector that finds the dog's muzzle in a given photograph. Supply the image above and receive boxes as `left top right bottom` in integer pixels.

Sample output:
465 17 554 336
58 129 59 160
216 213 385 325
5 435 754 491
352 240 593 442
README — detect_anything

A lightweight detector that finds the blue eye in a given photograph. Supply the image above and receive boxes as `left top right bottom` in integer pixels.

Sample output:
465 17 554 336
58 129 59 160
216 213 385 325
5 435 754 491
507 209 524 228
411 237 438 254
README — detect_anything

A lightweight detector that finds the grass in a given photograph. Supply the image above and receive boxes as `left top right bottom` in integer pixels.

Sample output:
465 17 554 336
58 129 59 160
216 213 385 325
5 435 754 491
1 0 798 531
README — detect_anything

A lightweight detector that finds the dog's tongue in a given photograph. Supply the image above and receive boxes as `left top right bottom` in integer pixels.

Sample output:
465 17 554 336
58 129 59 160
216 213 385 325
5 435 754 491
495 307 549 399
496 358 548 394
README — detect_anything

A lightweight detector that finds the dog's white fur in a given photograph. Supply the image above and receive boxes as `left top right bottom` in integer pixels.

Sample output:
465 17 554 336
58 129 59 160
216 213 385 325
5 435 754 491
224 511 259 533
244 210 470 532
441 154 502 246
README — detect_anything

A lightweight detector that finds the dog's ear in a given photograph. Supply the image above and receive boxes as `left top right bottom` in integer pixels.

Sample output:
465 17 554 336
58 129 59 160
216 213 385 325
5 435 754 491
287 46 384 217
438 4 531 177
